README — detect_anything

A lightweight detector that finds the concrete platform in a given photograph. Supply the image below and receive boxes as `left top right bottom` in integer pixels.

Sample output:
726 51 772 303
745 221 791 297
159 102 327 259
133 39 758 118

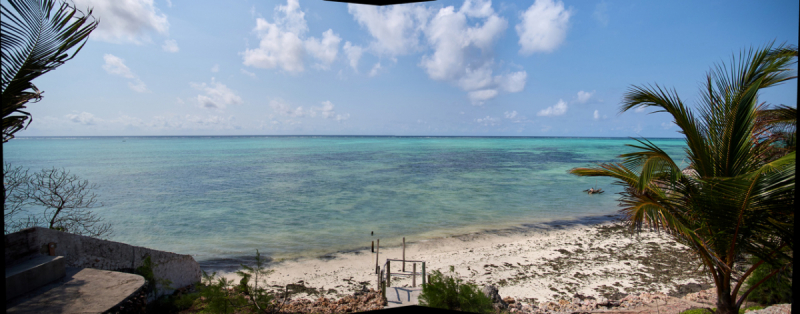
6 267 146 313
385 286 423 308
6 255 66 300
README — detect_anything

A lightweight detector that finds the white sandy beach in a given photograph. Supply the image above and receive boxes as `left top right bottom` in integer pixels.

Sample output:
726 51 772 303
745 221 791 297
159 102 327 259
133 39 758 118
215 214 713 306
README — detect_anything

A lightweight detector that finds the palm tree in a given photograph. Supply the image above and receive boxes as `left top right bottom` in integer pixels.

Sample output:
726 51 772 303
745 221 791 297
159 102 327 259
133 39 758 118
1 0 98 142
569 43 795 314
754 104 796 162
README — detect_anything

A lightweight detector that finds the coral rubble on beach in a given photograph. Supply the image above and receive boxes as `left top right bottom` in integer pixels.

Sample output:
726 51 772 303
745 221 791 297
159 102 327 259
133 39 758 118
208 217 790 313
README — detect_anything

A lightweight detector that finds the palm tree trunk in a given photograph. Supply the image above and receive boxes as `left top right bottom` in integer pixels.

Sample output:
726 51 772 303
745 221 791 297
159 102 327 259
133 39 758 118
715 268 738 314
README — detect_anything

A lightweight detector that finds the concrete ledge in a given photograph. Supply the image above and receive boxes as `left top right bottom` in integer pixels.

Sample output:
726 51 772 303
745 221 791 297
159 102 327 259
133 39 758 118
5 227 200 296
6 267 145 313
5 255 66 300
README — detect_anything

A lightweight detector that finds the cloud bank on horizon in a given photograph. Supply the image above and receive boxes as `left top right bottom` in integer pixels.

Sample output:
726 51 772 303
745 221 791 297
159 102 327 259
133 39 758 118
11 0 798 137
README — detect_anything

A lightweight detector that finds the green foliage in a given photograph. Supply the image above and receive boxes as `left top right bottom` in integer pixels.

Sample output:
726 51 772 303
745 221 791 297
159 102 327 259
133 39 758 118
418 268 494 314
197 270 246 314
680 306 765 314
147 291 201 313
195 250 289 314
136 255 173 299
569 43 796 314
744 256 792 305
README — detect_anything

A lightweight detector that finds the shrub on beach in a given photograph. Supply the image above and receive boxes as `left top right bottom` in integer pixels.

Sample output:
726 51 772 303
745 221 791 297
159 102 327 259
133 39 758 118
744 255 792 305
418 267 494 314
193 250 290 314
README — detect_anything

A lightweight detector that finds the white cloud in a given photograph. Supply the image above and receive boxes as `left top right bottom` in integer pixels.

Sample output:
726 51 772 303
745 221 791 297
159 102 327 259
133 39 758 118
103 54 148 92
347 3 432 56
165 0 172 8
190 78 243 110
74 0 169 44
304 29 342 69
270 99 308 118
343 42 363 71
593 110 600 120
419 0 525 104
128 79 148 93
65 112 98 125
576 90 594 104
516 0 572 55
103 54 136 78
316 101 350 121
421 2 506 82
240 69 257 78
661 122 674 129
369 63 382 77
115 114 144 127
211 64 220 73
149 114 240 130
162 39 179 52
635 106 646 113
268 99 349 121
176 97 185 104
593 1 609 26
495 71 527 93
475 115 500 126
537 99 567 116
468 89 498 104
504 110 517 119
242 0 340 73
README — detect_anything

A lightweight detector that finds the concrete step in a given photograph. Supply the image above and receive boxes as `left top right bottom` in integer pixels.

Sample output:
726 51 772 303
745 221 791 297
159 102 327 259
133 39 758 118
6 267 146 313
385 286 423 308
5 255 66 300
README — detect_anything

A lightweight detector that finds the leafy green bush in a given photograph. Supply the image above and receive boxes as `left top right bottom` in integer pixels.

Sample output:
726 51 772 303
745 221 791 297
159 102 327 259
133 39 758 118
418 267 493 314
680 306 766 314
195 250 289 314
744 256 792 305
198 270 247 313
146 291 201 313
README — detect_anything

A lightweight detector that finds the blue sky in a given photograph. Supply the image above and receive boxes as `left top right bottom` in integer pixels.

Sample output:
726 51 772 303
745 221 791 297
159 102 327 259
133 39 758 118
13 0 799 137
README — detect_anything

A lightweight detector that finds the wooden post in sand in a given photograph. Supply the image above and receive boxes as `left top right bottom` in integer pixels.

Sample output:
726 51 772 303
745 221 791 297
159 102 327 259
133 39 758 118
422 262 426 285
375 239 380 274
402 237 406 272
386 260 391 287
372 241 374 253
412 263 416 287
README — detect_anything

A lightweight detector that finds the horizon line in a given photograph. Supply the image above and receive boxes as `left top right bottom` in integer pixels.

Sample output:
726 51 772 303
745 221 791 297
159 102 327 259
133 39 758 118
12 135 686 140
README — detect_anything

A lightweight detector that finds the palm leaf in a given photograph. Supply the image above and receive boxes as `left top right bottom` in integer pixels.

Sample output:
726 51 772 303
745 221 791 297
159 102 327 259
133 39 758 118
569 43 796 314
1 0 98 142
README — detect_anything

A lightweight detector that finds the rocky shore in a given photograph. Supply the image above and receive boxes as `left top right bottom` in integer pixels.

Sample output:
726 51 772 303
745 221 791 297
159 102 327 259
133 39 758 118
188 285 789 314
207 216 790 314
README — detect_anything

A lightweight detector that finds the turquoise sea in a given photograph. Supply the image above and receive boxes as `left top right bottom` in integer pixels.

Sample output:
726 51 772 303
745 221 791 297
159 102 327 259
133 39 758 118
3 136 687 269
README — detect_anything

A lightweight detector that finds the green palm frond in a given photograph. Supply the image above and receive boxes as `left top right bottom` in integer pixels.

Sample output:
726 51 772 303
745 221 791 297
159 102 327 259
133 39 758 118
1 0 98 142
569 43 795 313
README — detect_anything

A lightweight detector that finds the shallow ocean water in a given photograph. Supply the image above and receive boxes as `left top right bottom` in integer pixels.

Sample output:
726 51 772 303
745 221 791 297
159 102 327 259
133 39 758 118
3 136 687 269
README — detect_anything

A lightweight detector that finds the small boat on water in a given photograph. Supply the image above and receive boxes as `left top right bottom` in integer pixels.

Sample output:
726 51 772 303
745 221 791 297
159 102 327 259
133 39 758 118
583 187 604 194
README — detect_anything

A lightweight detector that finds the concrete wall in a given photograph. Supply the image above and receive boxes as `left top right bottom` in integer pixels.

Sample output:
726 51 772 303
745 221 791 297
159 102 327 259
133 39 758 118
5 227 200 296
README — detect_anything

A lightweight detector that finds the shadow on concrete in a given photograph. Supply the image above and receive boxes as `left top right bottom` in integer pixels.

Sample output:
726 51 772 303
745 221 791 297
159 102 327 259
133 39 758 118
6 267 144 314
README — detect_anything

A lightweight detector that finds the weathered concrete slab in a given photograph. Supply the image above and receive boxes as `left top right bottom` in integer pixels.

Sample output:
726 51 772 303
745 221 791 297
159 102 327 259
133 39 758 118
5 255 66 300
5 227 200 296
6 267 145 314
385 286 422 308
